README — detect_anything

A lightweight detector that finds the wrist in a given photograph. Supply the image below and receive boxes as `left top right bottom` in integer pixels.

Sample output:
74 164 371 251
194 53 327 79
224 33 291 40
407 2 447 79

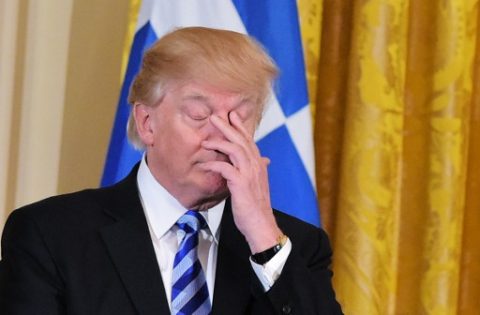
246 226 283 253
251 234 288 265
239 211 281 253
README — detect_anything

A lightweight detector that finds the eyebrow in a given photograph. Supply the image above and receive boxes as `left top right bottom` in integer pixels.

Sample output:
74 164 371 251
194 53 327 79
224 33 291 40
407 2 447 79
182 93 209 102
181 92 255 108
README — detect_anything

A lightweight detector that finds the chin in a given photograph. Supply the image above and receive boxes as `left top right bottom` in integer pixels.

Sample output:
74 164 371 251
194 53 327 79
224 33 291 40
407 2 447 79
200 173 228 196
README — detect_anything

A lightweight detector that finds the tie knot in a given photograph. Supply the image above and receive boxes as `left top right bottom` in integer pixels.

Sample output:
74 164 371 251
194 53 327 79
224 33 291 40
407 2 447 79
176 210 207 234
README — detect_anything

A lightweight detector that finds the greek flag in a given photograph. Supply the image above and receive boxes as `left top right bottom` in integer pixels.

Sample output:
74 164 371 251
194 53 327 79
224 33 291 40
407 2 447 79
101 0 320 226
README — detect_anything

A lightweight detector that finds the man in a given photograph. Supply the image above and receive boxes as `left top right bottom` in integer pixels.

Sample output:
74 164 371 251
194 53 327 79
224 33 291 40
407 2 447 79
0 27 342 314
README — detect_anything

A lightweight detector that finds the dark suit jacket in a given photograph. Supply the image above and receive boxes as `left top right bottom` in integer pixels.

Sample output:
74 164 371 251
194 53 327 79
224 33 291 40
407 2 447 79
0 166 342 315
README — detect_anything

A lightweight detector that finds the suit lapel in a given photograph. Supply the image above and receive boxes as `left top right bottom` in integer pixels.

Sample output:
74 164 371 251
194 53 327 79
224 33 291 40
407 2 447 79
98 166 170 315
96 167 256 314
212 201 253 315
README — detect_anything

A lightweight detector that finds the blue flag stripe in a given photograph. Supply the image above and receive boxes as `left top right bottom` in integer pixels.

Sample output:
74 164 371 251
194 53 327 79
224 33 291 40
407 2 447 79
232 0 309 117
257 125 320 225
232 1 319 225
101 22 156 186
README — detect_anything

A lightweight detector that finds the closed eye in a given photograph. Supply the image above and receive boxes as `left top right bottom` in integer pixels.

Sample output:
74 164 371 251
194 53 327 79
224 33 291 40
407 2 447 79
189 114 208 121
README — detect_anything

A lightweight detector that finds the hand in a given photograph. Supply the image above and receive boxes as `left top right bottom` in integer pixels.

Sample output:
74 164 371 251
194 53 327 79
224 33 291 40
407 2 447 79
199 112 283 253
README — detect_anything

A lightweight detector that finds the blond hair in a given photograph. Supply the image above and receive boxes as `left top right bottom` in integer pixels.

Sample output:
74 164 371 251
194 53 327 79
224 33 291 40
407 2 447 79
127 26 278 148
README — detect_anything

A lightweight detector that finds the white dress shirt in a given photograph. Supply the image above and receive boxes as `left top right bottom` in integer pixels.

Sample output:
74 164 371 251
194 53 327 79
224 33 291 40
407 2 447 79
136 157 291 309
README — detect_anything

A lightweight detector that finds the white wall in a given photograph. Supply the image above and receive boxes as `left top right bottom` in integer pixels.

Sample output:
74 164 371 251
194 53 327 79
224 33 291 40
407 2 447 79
0 0 130 231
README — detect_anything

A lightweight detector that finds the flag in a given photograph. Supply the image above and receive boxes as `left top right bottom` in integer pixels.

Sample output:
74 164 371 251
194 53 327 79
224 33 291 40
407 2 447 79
101 0 320 226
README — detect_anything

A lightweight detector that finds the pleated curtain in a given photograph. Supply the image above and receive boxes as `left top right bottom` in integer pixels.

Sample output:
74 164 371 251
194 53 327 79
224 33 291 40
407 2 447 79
298 0 480 314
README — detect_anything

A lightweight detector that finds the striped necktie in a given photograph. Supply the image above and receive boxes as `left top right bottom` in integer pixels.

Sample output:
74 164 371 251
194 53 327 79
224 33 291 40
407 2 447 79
171 210 211 315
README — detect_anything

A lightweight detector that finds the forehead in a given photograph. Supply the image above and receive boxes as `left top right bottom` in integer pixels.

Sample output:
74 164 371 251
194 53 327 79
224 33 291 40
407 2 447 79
174 81 254 104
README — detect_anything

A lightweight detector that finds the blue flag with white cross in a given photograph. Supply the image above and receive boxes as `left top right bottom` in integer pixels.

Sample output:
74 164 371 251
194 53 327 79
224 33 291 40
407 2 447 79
101 0 320 226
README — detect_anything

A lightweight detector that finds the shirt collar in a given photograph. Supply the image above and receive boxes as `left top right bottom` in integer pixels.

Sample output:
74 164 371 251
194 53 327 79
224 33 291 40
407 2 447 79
136 156 224 243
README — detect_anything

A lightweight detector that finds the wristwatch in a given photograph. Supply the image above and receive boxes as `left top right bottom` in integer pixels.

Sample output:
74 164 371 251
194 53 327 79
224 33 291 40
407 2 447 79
251 234 288 265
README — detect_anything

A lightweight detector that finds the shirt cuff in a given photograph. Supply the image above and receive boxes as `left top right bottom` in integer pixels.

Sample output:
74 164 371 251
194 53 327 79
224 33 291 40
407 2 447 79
249 238 292 291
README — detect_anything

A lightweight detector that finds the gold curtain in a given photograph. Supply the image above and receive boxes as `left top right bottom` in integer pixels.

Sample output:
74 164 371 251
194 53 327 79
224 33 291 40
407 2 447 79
299 0 480 314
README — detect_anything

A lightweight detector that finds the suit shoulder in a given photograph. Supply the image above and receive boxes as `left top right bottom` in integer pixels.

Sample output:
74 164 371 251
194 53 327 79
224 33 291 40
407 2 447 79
5 186 119 230
11 188 99 216
7 165 138 223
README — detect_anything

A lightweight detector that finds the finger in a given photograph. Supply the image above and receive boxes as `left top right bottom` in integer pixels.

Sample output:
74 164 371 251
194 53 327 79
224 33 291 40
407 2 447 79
210 115 247 146
211 114 260 159
228 112 263 157
262 157 271 166
228 111 251 140
198 161 238 181
202 140 247 167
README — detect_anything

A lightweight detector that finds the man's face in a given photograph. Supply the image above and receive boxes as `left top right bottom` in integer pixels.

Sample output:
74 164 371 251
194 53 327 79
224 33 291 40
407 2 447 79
138 81 259 208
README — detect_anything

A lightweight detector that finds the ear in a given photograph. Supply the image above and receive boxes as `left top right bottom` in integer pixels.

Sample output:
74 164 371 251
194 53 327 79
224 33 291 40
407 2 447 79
133 103 154 146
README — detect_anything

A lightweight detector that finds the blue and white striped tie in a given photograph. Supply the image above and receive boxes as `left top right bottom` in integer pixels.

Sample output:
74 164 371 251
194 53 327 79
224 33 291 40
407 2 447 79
171 210 211 315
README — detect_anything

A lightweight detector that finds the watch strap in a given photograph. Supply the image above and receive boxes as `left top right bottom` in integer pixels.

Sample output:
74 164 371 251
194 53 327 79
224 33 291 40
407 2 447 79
251 234 288 265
